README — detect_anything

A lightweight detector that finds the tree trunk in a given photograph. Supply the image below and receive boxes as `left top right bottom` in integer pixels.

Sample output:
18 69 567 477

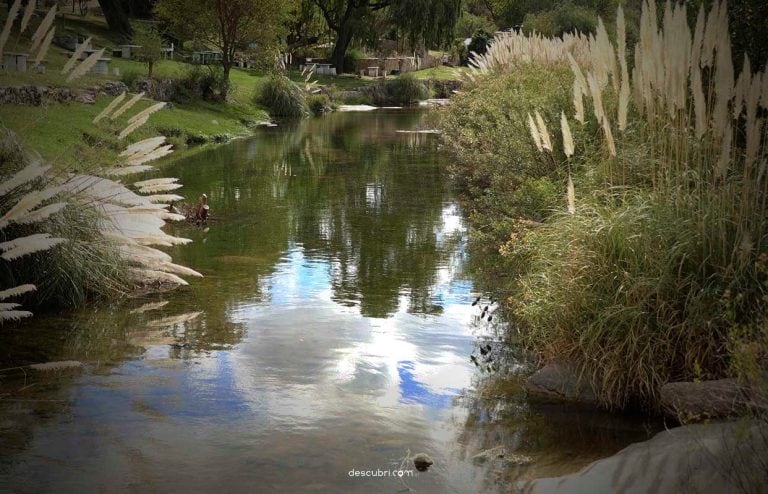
220 62 231 102
97 0 132 38
331 25 354 74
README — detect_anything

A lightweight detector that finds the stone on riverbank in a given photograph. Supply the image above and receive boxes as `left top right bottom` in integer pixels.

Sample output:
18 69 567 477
525 363 598 405
660 378 748 420
516 421 768 494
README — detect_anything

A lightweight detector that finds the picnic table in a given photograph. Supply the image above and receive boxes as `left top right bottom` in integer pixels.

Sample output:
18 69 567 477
2 52 29 72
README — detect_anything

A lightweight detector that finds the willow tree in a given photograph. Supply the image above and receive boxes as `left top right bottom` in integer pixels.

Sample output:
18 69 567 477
155 0 293 93
311 0 462 73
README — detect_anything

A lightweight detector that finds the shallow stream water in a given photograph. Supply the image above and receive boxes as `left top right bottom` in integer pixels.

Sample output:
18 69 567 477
0 111 658 493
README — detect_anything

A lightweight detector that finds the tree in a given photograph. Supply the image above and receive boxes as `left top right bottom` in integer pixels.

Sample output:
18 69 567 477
155 0 293 94
132 22 164 79
310 0 462 73
97 0 132 37
96 0 157 38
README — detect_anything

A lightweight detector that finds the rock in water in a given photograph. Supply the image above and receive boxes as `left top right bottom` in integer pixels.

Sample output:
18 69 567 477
660 379 747 420
28 361 83 371
413 453 433 472
525 362 599 405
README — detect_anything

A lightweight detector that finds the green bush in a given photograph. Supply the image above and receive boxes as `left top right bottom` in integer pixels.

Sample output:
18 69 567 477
254 74 309 118
174 66 230 104
440 64 575 227
523 5 599 37
307 93 332 116
366 74 428 106
343 48 364 74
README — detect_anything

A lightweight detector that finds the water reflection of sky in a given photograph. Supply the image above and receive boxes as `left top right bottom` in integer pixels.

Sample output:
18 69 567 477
220 202 475 423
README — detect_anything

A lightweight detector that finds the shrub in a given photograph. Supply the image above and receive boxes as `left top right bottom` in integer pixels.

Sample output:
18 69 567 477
120 69 143 90
174 66 230 103
343 48 364 74
456 12 498 39
254 74 309 118
307 93 332 116
523 5 598 37
365 74 428 106
440 64 575 227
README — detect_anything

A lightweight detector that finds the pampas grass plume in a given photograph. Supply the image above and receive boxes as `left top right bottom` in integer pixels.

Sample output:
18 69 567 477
19 0 35 34
63 36 92 75
66 48 105 82
28 4 55 54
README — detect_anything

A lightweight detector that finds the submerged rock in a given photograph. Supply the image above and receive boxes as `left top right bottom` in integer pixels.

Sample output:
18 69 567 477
525 362 599 406
660 379 749 420
473 446 532 466
28 361 83 371
517 421 768 493
412 453 434 472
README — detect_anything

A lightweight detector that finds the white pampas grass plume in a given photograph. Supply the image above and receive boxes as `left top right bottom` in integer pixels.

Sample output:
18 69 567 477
66 48 105 82
133 177 179 188
136 182 183 194
0 0 21 58
129 268 189 286
111 92 145 120
692 65 707 138
127 102 166 126
0 284 36 300
158 262 202 278
62 36 92 75
717 121 732 179
144 194 184 203
28 4 55 54
62 175 151 207
535 111 552 152
120 136 166 157
101 165 156 176
0 162 50 196
19 0 34 34
602 116 617 157
567 174 576 214
126 145 174 166
33 26 54 66
0 302 21 311
13 202 67 225
527 113 543 152
117 114 148 140
0 310 33 323
93 91 126 123
0 184 63 227
0 233 66 260
587 72 605 123
573 82 585 124
561 112 575 157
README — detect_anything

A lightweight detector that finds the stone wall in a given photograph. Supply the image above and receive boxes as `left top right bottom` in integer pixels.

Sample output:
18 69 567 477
0 82 127 106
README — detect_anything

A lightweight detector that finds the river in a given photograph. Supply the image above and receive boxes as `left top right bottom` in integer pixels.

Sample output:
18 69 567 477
0 110 656 493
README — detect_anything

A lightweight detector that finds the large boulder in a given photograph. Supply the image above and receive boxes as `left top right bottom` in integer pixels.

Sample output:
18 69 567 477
517 421 768 493
525 362 599 406
660 379 749 420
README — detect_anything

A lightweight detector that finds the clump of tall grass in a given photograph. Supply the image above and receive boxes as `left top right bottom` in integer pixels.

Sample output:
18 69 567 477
509 0 768 409
1 91 202 324
254 74 309 119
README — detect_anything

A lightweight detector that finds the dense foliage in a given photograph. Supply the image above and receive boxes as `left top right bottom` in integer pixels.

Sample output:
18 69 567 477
443 1 768 411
